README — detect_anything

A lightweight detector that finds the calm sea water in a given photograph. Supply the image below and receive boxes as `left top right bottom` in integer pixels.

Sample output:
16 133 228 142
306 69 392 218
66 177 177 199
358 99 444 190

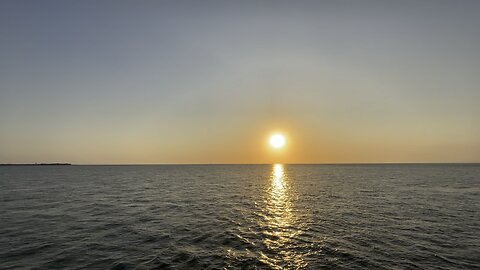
0 164 479 269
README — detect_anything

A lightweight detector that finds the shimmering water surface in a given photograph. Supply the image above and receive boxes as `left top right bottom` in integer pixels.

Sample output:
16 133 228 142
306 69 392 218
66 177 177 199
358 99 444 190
1 164 479 269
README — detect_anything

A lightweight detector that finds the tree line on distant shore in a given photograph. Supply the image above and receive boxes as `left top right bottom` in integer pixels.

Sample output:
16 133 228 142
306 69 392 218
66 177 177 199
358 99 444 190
0 163 71 166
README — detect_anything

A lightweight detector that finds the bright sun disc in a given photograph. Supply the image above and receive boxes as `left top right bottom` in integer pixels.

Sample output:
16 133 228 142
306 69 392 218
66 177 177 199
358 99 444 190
270 134 286 149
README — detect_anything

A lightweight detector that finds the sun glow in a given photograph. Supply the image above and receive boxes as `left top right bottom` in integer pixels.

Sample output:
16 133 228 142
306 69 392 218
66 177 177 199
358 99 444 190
270 134 286 149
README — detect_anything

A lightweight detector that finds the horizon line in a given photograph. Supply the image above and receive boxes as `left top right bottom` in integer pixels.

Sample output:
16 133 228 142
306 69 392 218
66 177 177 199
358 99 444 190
2 162 479 166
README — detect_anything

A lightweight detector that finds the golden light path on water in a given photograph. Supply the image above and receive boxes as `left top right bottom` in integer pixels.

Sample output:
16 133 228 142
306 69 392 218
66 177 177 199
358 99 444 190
259 164 307 269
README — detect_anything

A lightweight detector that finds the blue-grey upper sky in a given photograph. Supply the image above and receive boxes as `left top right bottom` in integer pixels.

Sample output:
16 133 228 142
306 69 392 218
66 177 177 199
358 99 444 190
1 0 479 164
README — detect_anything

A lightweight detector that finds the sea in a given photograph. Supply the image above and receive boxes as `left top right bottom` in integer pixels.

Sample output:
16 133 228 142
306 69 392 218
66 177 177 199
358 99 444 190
0 164 479 269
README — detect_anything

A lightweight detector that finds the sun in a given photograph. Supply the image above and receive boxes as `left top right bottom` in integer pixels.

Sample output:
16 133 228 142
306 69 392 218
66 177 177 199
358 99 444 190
269 134 286 149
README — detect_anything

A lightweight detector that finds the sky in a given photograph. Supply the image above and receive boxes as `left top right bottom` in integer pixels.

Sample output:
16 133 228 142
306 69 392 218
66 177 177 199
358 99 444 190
1 0 479 164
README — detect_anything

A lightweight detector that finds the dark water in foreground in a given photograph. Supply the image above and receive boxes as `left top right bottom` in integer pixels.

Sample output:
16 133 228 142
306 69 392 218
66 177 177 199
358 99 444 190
0 164 479 269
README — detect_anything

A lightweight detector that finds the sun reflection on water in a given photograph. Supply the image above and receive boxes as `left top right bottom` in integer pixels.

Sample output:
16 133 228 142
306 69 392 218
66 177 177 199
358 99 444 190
259 164 307 269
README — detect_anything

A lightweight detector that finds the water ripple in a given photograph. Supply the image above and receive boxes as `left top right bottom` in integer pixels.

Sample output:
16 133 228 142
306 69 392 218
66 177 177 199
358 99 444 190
0 164 479 269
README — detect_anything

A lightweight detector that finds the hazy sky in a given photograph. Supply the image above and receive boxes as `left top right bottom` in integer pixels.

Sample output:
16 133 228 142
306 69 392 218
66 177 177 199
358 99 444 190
1 0 479 164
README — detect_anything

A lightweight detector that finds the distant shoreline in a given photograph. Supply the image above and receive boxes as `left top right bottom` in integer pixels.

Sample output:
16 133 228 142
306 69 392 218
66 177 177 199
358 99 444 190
0 163 72 166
